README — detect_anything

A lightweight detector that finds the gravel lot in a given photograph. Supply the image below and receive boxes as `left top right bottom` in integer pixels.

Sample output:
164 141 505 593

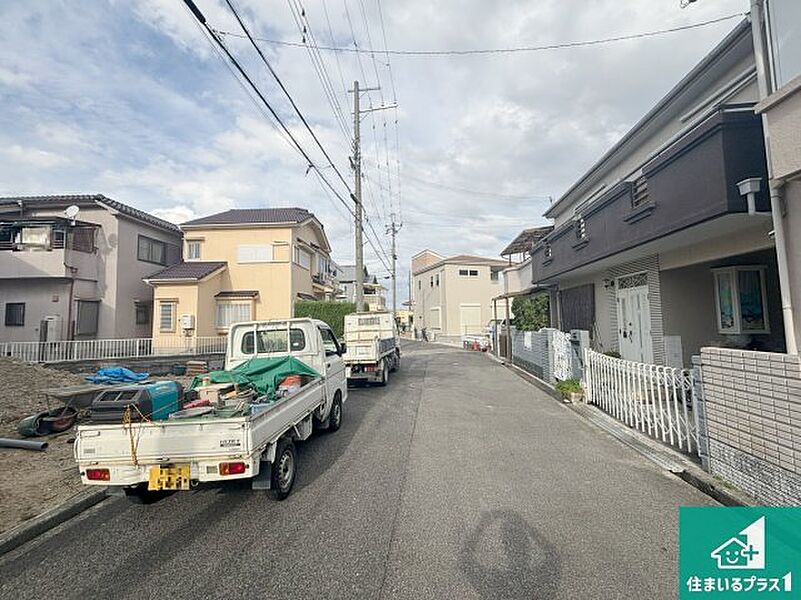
0 358 195 534
0 358 86 534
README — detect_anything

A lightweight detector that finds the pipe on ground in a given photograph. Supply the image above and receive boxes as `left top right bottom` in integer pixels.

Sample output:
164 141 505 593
0 438 48 451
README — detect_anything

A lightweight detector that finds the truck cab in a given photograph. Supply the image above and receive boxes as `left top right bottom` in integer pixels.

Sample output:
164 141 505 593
228 318 347 413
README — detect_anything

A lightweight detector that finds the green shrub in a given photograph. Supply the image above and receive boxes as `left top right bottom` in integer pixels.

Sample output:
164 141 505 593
511 293 550 331
603 350 622 359
555 378 583 395
294 300 356 337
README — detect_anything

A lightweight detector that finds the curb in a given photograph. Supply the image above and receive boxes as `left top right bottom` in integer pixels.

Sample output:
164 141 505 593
0 489 108 557
496 355 758 507
494 354 563 402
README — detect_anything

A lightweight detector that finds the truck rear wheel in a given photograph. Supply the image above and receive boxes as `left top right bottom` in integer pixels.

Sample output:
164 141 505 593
270 438 296 500
328 394 342 432
378 359 389 386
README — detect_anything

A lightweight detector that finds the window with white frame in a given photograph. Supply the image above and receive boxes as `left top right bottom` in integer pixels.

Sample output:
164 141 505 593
544 244 552 260
317 254 330 274
238 244 273 263
458 269 479 277
159 301 176 332
294 246 311 269
215 301 252 329
766 0 801 88
713 267 770 335
187 241 201 260
435 273 440 286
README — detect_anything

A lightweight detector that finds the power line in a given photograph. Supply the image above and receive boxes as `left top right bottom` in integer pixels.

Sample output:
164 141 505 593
181 0 392 273
364 165 550 201
215 12 744 56
221 0 353 194
221 0 392 270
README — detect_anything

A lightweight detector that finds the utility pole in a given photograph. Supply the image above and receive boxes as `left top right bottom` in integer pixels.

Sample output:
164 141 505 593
387 215 402 317
352 80 364 312
348 81 396 313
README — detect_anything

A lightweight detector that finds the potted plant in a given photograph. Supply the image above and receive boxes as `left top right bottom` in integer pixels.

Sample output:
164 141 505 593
555 378 584 403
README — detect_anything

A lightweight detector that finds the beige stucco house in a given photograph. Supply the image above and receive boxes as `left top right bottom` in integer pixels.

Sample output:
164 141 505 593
751 0 801 354
0 194 181 342
411 249 508 340
145 208 334 343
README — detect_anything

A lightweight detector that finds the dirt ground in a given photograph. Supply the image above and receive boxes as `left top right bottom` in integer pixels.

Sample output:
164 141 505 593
0 358 195 534
0 358 87 534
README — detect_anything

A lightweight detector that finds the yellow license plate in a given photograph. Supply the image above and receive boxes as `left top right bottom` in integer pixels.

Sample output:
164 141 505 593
148 465 191 491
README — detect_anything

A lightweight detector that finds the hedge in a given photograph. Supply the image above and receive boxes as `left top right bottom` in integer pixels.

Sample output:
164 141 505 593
294 300 357 337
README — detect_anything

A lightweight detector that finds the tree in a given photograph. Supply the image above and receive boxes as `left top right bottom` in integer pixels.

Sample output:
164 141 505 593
511 294 550 331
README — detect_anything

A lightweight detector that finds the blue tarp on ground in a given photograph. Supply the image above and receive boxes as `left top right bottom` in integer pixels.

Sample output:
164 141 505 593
85 367 149 384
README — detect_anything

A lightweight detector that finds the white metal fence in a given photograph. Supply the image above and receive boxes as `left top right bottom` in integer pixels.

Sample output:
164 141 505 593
583 349 698 455
0 336 227 363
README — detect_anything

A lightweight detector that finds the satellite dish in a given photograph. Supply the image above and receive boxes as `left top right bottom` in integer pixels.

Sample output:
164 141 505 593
64 205 80 224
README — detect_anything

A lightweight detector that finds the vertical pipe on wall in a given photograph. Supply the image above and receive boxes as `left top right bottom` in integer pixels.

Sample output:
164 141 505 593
751 0 798 354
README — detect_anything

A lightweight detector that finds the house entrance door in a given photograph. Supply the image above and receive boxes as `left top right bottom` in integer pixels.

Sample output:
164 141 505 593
616 274 652 363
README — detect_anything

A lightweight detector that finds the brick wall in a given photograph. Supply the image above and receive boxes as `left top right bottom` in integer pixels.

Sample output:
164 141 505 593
699 347 801 505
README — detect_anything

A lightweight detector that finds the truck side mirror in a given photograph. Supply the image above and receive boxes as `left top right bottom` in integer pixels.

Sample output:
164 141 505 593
339 342 346 355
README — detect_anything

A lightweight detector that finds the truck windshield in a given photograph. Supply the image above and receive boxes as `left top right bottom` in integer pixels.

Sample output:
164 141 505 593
241 328 306 354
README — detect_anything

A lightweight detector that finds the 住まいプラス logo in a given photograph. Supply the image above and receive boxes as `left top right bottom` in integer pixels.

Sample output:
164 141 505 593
680 507 799 598
710 516 765 570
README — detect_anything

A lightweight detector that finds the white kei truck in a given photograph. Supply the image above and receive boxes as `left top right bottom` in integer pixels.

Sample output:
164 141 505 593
342 312 400 386
73 318 347 502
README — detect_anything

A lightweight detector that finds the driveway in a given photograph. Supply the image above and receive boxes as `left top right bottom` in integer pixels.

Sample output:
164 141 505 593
0 341 714 599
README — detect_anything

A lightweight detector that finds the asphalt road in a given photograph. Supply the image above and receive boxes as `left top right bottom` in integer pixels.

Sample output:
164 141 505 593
0 341 715 599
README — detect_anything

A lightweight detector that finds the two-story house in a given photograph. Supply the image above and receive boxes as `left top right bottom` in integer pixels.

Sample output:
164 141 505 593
411 249 509 341
145 207 333 343
524 20 782 367
337 264 387 311
0 194 181 342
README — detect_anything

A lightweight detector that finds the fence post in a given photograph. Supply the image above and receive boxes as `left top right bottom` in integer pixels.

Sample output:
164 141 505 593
691 355 710 471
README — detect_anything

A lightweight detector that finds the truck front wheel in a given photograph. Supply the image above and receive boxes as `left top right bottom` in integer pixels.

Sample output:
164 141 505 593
270 438 297 500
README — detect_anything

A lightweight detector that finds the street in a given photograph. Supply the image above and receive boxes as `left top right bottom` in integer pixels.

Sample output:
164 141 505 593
0 341 715 599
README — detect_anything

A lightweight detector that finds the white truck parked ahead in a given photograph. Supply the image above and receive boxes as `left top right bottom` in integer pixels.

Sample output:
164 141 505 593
74 318 347 502
343 312 400 385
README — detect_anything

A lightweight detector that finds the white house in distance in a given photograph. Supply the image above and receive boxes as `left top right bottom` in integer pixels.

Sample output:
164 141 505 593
411 249 508 341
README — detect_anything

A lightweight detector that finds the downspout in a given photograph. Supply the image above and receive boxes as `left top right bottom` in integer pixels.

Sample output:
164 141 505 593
751 0 798 354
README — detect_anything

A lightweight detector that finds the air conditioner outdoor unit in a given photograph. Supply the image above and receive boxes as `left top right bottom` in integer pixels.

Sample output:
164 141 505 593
42 315 63 342
180 314 196 330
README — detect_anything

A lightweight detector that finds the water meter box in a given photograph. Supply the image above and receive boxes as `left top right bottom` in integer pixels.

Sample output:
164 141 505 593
90 381 183 423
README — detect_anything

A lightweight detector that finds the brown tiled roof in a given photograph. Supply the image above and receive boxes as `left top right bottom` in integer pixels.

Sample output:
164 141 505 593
146 261 227 282
0 194 180 233
215 290 259 298
182 208 314 227
500 226 554 257
413 253 511 275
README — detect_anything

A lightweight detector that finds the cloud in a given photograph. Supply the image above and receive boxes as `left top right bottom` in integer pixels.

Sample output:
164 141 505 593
0 0 747 302
0 144 70 168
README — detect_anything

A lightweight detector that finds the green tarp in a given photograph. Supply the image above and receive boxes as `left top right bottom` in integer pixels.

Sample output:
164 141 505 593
190 356 320 398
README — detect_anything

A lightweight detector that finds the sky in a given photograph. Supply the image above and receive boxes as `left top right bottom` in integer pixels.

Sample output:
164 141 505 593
0 0 747 304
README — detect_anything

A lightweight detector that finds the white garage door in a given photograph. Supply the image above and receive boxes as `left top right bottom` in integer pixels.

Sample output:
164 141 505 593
459 304 482 335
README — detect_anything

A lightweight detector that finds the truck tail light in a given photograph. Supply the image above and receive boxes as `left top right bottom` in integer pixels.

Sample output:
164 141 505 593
86 468 110 481
219 462 246 476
